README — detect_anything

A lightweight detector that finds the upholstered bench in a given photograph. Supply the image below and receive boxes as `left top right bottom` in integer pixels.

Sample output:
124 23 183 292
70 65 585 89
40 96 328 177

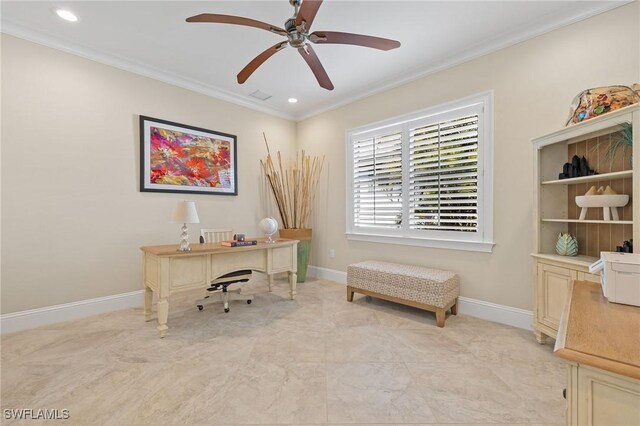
346 260 459 327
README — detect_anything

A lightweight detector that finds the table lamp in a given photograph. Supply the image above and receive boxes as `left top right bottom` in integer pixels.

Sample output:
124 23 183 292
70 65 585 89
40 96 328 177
172 201 200 251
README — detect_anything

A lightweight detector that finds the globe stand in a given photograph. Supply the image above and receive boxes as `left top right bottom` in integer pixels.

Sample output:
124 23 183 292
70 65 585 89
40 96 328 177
259 217 278 244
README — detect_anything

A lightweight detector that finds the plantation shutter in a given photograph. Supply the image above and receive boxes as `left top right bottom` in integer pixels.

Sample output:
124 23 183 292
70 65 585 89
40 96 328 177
353 131 403 228
408 114 479 232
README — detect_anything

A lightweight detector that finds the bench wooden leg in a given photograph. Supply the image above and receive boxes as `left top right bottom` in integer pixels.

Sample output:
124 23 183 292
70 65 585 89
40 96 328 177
347 286 354 302
436 308 445 328
451 299 458 315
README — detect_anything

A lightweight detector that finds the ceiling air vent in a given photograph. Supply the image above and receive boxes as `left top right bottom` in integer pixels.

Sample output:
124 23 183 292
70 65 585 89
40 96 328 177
249 90 272 101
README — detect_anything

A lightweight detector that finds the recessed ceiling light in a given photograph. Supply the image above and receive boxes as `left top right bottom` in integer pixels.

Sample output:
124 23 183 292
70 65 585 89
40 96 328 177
55 9 78 22
288 98 298 104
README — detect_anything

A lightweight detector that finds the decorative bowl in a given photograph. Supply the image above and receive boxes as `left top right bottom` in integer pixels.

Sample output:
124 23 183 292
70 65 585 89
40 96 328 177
575 194 629 208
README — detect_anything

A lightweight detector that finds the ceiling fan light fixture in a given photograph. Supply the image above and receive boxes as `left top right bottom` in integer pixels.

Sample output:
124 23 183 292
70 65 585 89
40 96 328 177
55 9 78 22
288 98 298 104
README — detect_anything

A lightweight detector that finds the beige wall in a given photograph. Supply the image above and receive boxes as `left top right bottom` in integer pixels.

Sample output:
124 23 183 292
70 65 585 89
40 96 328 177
297 3 640 310
2 3 639 315
1 35 296 314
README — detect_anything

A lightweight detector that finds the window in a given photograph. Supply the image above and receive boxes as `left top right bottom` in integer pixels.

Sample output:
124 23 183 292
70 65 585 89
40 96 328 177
347 92 494 252
352 129 403 229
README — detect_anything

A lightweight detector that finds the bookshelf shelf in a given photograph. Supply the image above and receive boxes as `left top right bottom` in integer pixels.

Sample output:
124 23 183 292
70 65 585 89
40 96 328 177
531 253 598 269
541 170 633 185
541 219 633 225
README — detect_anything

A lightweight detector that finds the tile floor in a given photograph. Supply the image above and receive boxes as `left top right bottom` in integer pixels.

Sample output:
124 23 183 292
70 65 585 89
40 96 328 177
1 277 566 425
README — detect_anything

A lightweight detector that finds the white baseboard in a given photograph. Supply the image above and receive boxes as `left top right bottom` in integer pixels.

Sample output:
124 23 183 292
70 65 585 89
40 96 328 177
456 296 533 330
0 290 144 334
307 265 348 284
307 264 533 330
2 266 534 334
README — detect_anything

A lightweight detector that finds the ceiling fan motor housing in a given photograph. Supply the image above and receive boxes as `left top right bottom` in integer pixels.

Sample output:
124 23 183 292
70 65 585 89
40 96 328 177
285 18 307 48
285 17 297 33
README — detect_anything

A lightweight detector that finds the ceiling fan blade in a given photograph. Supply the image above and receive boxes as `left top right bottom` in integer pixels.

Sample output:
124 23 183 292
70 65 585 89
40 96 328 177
298 45 334 91
295 0 323 30
186 14 287 37
237 41 288 84
309 31 401 51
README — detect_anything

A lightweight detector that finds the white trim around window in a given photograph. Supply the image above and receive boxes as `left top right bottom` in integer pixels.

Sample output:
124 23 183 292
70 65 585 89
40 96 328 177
345 91 494 253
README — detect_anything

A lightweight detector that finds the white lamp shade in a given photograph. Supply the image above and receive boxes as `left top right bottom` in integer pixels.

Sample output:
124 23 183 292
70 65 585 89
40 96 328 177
172 201 200 224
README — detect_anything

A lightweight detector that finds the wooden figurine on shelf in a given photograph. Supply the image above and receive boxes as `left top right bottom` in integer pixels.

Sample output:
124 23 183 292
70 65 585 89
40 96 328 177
616 239 634 253
559 155 596 179
575 185 629 221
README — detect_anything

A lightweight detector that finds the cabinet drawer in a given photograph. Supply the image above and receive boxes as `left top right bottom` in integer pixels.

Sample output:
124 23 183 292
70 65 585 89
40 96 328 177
170 256 207 291
270 245 294 272
211 250 267 277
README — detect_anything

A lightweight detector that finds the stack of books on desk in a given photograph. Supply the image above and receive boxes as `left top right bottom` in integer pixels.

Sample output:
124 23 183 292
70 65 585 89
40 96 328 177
220 239 258 247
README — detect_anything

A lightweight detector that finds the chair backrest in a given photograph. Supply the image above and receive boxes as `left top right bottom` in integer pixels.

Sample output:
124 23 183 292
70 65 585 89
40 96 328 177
200 228 233 243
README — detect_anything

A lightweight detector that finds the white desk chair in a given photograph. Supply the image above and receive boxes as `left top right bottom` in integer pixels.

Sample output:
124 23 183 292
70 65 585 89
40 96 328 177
201 228 233 243
196 228 253 313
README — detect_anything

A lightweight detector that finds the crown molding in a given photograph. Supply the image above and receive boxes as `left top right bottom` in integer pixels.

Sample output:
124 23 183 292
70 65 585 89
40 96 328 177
1 1 631 123
1 19 296 122
295 1 632 121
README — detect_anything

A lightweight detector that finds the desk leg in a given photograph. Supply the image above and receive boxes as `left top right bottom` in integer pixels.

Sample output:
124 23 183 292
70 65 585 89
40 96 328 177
157 298 169 338
268 274 274 292
144 286 153 322
288 271 297 300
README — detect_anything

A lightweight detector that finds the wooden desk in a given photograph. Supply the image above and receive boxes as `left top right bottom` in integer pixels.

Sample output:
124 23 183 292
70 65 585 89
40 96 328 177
140 239 298 337
555 280 640 425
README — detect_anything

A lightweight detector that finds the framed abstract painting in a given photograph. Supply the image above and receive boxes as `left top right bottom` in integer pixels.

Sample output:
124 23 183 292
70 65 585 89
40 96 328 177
140 116 238 195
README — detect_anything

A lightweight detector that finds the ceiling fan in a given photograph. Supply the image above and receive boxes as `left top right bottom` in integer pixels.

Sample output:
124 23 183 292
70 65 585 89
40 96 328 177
186 0 401 91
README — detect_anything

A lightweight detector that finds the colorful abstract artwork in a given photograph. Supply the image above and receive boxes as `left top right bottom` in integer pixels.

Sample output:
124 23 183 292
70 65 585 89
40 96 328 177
140 116 237 195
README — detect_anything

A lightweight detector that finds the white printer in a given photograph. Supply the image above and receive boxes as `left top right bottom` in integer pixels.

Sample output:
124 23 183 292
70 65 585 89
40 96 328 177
589 252 640 307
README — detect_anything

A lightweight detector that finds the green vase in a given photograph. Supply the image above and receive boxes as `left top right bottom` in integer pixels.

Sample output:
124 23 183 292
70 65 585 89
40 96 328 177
278 228 312 283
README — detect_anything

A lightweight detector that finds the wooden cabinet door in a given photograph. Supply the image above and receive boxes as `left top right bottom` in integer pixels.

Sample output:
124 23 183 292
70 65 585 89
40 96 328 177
537 263 575 330
575 365 640 425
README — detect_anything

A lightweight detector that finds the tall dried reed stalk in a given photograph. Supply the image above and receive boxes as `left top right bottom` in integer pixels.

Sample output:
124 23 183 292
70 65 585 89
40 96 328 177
260 133 324 229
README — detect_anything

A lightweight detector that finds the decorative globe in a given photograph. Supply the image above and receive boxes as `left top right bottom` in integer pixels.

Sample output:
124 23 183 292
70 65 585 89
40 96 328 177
259 217 278 243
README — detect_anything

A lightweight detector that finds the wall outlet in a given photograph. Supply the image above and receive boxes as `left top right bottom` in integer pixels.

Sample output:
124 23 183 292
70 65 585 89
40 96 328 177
329 249 335 259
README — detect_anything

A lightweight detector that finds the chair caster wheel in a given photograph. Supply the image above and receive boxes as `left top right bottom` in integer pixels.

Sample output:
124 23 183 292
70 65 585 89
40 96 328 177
197 305 203 311
224 308 230 313
247 300 252 304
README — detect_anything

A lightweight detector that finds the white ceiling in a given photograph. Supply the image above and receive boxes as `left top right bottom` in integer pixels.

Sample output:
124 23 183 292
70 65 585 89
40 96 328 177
1 1 627 120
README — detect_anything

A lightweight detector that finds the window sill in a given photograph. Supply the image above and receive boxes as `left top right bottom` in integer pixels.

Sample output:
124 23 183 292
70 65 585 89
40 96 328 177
346 232 495 253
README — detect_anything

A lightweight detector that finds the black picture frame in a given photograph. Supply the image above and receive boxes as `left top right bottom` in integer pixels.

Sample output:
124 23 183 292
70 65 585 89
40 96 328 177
139 115 238 195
